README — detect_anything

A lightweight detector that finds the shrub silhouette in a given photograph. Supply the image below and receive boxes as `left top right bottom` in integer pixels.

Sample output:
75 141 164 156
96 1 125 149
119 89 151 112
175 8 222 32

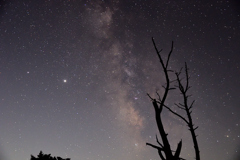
30 151 70 160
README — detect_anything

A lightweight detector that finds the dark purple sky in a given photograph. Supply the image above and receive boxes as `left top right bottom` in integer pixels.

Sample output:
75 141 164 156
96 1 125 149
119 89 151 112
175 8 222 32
0 1 239 160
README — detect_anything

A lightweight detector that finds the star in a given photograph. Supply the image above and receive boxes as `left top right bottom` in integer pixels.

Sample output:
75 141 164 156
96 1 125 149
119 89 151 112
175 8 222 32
63 79 67 83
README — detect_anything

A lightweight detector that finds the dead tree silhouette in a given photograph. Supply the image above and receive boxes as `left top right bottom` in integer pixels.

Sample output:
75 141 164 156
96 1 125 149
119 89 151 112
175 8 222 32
146 38 200 160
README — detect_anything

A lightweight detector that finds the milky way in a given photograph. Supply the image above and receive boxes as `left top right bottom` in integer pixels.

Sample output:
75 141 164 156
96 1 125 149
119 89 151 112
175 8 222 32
0 1 239 160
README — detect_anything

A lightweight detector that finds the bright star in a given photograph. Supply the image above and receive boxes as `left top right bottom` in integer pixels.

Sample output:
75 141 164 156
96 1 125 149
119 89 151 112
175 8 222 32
63 79 67 83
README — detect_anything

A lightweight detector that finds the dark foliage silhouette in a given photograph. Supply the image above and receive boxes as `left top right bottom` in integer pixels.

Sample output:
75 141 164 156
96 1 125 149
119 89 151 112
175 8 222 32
146 38 200 160
30 151 70 160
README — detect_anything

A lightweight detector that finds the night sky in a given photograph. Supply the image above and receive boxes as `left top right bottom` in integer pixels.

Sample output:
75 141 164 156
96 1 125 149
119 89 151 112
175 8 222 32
0 1 240 160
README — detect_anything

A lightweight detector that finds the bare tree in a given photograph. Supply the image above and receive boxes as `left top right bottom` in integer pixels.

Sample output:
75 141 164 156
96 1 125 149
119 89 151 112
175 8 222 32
164 63 200 160
146 38 200 160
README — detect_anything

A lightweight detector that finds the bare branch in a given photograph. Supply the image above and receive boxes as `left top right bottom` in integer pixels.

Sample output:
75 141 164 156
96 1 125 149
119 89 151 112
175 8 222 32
189 100 195 110
174 140 182 159
166 41 174 68
194 126 199 131
164 105 189 124
146 143 163 150
156 135 164 148
152 38 165 68
156 91 162 102
146 143 166 160
186 95 192 99
174 103 186 110
184 62 189 92
162 85 166 89
178 103 184 106
147 93 154 101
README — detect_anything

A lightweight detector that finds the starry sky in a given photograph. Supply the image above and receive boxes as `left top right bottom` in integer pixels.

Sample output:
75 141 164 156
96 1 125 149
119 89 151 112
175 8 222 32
0 1 240 160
